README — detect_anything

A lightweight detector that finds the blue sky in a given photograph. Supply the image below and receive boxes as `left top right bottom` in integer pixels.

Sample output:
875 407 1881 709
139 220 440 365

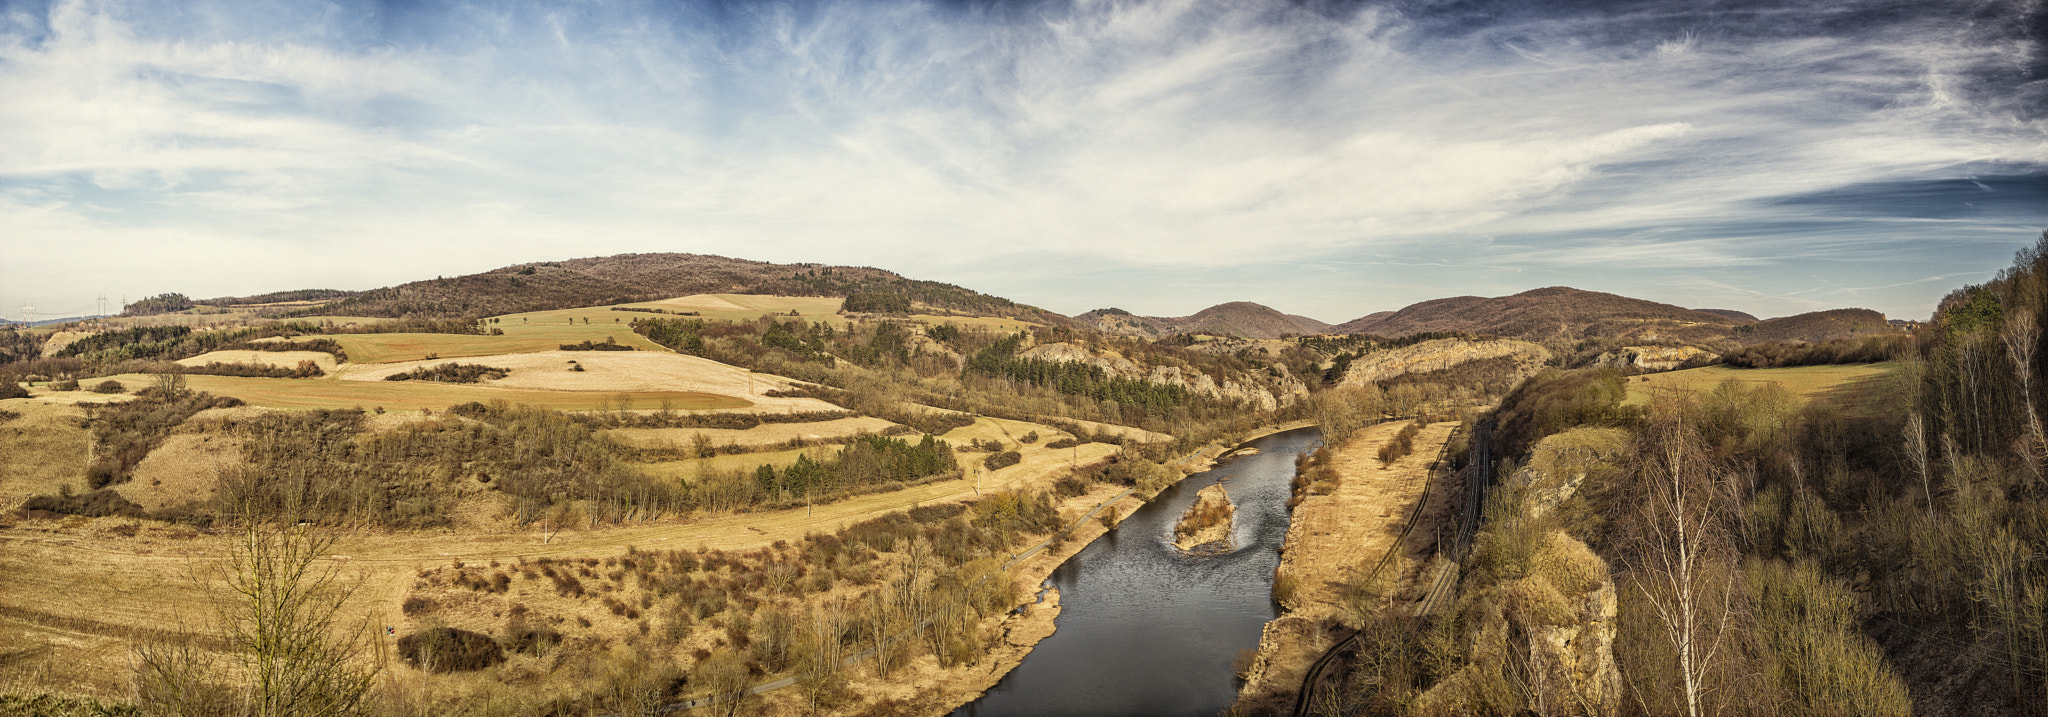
1 0 2043 324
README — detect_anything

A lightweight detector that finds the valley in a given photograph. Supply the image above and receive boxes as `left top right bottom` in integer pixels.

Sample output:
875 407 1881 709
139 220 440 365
0 247 2026 717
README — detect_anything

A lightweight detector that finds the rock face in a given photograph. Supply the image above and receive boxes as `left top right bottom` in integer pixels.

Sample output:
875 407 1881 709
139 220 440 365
1413 532 1623 717
1016 342 1308 411
1173 484 1236 553
1522 576 1622 717
1590 345 1708 372
1524 427 1632 519
1338 338 1551 386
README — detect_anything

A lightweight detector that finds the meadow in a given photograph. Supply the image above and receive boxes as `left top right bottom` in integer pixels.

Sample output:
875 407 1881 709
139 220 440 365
1623 361 1904 414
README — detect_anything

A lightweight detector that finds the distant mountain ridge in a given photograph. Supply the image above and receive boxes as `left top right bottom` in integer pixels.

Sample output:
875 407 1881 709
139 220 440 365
304 253 1068 324
1333 287 1737 341
1075 301 1330 339
1332 287 1891 345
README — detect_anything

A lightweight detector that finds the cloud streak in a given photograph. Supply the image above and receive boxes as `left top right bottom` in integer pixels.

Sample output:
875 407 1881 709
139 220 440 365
1 0 2043 322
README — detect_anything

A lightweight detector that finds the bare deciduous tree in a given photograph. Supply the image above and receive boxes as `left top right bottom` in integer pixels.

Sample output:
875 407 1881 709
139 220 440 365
1622 407 1745 717
136 516 379 717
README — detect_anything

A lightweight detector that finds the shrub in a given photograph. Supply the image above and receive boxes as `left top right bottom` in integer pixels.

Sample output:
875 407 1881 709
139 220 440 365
396 627 504 672
0 381 26 399
20 488 145 517
91 379 126 394
50 378 80 391
1271 568 1298 606
984 451 1022 471
559 337 636 351
1377 420 1423 467
1052 474 1089 498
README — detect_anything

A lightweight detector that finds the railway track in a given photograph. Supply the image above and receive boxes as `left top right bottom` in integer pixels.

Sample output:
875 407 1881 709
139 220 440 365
1290 418 1492 717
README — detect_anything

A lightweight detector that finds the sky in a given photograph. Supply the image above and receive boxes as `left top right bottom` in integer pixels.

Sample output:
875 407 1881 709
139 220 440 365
1 0 2044 324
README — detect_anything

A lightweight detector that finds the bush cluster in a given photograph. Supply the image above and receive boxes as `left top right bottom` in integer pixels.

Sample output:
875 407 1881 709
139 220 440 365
382 363 511 384
982 451 1022 471
1720 334 1912 368
559 337 637 351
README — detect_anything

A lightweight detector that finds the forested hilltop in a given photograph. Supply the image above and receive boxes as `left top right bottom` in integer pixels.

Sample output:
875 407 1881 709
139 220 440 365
303 253 1072 325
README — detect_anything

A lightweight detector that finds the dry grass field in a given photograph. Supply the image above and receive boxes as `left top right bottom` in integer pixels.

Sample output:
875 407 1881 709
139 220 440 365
493 294 848 329
602 417 903 451
0 414 1124 704
320 328 667 364
331 350 839 413
0 401 90 506
176 349 340 373
84 373 751 412
635 446 843 479
1624 362 1905 414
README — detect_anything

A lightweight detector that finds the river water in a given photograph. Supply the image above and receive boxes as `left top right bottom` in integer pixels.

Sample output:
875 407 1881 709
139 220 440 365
956 427 1324 717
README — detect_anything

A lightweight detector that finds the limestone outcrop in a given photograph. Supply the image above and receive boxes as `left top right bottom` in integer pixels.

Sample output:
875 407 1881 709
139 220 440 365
1412 531 1623 716
1015 342 1308 411
1338 338 1550 387
1590 344 1709 372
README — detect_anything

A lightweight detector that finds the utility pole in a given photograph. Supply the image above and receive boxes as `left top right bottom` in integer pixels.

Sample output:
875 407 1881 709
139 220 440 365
17 303 32 326
95 295 107 317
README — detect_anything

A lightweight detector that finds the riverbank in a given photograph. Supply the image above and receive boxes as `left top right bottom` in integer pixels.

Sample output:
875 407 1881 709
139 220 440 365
1233 420 1460 713
755 422 1321 716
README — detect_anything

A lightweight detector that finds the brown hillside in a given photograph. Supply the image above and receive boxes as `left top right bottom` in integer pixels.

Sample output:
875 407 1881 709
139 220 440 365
1332 287 1737 342
1694 308 1760 323
1075 301 1327 339
1740 308 1894 343
302 253 1067 324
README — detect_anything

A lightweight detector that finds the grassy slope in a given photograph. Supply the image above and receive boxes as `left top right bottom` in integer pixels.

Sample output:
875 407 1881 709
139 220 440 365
1624 362 1904 415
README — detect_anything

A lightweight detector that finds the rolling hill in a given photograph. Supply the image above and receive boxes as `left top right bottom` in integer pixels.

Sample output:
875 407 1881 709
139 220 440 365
1739 308 1895 342
300 253 1070 325
1694 308 1760 323
1075 301 1330 339
1332 287 1738 342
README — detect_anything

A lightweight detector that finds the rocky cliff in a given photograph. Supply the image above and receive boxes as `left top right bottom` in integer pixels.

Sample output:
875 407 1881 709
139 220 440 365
1588 345 1709 372
1338 338 1551 387
1017 341 1308 411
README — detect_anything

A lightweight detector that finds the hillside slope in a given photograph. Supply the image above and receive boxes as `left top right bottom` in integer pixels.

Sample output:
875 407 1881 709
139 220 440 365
1694 308 1760 323
1332 287 1737 342
305 253 1068 324
1075 301 1329 339
1740 308 1894 342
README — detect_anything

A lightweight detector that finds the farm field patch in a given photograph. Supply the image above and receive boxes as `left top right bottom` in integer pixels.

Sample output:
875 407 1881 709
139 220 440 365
331 350 841 412
176 350 339 373
85 373 750 412
320 328 664 364
602 416 902 451
636 446 842 479
502 294 848 327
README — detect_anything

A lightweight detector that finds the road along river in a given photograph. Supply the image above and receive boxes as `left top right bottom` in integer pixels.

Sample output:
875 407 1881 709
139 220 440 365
955 427 1323 717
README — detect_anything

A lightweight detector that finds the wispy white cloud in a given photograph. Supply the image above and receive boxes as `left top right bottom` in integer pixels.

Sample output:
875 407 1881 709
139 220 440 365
0 0 2042 322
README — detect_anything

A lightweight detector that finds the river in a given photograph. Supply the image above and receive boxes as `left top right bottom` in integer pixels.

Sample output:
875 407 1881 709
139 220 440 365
956 427 1323 717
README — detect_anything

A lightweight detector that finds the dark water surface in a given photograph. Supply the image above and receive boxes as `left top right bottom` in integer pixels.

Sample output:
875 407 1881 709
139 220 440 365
955 427 1323 717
